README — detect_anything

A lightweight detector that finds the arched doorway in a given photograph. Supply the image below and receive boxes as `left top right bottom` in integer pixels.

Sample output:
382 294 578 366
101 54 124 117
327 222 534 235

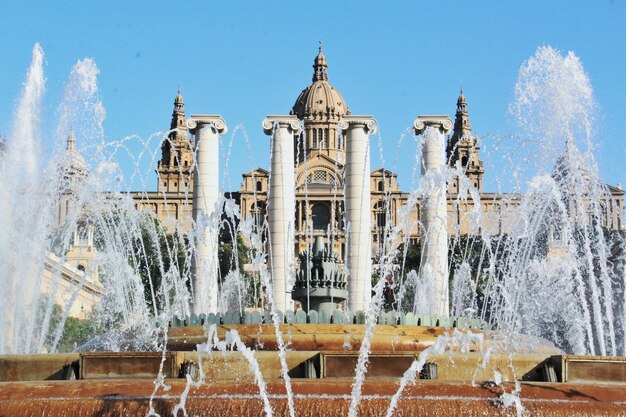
312 203 330 231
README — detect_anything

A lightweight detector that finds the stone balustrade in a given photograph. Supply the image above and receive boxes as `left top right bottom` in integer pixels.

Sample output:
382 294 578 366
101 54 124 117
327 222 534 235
169 310 492 330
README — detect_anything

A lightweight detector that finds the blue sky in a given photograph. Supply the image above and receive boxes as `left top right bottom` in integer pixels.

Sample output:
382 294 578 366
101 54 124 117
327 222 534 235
0 1 624 192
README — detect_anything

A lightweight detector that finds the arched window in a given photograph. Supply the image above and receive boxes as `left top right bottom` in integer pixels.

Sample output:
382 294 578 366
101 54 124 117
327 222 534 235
78 225 89 241
312 170 327 183
305 170 337 186
374 201 387 229
334 201 344 229
310 128 322 148
378 180 384 192
316 128 327 148
250 201 266 229
256 180 262 192
312 204 330 231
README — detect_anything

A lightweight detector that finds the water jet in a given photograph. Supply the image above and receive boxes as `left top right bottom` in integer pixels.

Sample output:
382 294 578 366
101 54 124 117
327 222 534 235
0 44 624 417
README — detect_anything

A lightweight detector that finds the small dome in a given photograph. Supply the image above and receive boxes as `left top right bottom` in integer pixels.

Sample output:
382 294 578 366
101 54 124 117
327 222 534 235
314 49 327 68
175 87 184 105
58 130 88 178
291 81 350 122
290 46 350 123
552 138 591 188
457 89 467 105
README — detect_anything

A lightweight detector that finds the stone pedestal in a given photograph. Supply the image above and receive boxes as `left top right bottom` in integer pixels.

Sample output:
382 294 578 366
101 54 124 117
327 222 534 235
340 116 377 313
262 116 301 312
413 116 452 317
187 115 227 315
292 236 347 314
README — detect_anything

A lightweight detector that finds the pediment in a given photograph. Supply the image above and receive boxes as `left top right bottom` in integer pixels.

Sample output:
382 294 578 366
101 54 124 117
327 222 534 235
607 184 624 196
242 167 269 177
371 167 398 177
297 153 344 175
296 154 344 188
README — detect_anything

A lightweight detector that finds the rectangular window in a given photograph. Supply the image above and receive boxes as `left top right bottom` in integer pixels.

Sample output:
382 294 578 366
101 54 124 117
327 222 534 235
312 129 318 148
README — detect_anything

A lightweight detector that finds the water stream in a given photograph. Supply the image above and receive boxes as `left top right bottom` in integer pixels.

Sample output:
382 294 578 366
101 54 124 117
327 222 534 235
0 43 623 415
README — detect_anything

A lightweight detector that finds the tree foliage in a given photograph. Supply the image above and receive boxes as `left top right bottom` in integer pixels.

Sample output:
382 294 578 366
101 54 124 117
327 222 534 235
129 215 188 315
39 302 101 353
218 233 250 280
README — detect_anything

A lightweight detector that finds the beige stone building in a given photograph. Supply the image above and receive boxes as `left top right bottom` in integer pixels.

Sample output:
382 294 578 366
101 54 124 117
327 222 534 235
45 131 104 318
42 246 103 320
136 48 625 263
133 90 195 234
39 48 622 319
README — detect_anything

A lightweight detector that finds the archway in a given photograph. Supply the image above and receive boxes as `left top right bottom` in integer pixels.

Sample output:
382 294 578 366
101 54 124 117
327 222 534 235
312 203 330 231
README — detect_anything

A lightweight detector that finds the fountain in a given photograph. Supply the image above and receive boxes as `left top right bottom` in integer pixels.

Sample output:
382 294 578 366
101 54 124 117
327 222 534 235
292 235 347 314
0 43 625 416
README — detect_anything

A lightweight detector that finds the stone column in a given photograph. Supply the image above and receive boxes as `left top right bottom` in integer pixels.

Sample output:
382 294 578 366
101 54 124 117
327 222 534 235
298 201 303 231
340 116 377 313
413 115 452 317
187 115 227 315
262 116 301 313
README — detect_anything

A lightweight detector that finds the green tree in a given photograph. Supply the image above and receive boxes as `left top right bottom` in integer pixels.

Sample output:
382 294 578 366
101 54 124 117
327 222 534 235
129 215 188 315
94 211 188 316
401 242 422 275
218 229 257 310
38 301 101 353
56 315 99 352
218 233 250 280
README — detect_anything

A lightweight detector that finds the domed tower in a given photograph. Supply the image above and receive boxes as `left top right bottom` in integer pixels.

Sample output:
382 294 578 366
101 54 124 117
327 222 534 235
447 90 484 193
291 44 350 163
289 45 351 259
57 130 88 225
56 131 99 286
157 89 194 193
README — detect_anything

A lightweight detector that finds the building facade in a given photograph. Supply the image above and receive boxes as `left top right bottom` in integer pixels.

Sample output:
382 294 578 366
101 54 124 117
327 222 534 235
46 131 104 318
137 48 625 263
133 89 195 234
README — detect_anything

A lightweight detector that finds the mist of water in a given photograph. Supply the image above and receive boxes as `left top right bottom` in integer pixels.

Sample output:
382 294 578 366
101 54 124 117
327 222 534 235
0 43 623 417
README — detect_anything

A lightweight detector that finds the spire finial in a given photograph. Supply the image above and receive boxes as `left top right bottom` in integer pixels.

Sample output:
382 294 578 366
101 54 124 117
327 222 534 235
457 86 467 108
67 129 76 151
174 86 184 108
313 42 328 82
171 87 186 128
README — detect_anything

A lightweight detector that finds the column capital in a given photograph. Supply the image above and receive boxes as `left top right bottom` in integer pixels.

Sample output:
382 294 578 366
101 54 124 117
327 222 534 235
262 115 301 135
186 114 228 135
339 115 378 135
413 115 452 135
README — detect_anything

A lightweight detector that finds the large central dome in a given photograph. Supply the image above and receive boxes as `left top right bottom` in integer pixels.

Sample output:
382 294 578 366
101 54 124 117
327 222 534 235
290 47 350 123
